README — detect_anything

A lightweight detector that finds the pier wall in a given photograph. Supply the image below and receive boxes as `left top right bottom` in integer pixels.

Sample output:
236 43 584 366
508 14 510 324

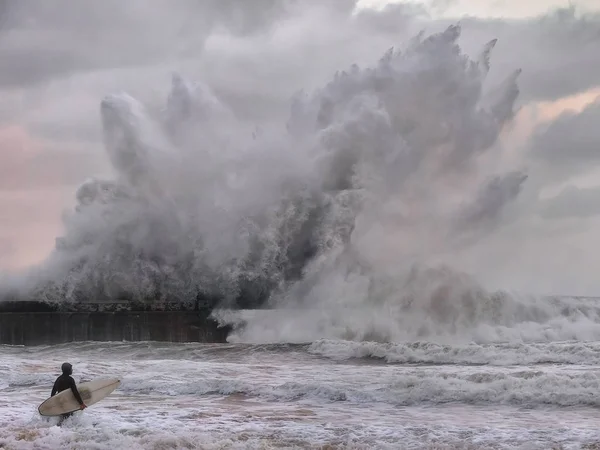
0 302 230 345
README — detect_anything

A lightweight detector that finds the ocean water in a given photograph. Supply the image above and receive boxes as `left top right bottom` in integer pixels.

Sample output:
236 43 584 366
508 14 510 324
2 336 600 449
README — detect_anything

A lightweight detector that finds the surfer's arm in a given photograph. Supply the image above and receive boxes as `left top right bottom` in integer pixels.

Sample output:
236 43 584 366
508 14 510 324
51 380 58 396
68 377 85 406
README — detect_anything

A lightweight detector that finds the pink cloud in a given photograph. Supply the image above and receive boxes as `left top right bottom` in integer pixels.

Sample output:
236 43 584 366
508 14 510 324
0 187 68 271
0 126 69 270
0 124 44 192
0 124 39 164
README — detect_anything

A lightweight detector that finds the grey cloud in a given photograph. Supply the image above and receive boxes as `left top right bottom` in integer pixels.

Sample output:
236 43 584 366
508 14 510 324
0 1 595 205
0 0 299 89
1 1 599 105
353 2 428 33
293 5 600 104
529 96 600 175
456 8 600 103
5 2 598 126
0 1 170 87
350 6 600 103
540 185 600 219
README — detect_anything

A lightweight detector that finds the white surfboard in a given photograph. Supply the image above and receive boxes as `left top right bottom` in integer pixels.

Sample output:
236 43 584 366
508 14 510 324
38 378 121 417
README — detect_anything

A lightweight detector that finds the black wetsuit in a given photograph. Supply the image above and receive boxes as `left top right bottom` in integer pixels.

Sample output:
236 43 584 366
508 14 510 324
51 374 84 422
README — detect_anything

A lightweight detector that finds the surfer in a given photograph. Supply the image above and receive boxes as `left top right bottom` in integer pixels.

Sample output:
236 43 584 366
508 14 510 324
51 362 87 425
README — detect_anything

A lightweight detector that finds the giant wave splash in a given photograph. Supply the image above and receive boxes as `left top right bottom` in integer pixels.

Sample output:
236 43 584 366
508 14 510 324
5 24 575 344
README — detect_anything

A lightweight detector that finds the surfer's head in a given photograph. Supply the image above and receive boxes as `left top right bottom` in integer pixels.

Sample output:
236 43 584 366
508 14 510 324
61 362 73 375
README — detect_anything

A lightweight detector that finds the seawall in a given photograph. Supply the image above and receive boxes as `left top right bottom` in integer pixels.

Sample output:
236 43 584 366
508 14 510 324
0 301 231 346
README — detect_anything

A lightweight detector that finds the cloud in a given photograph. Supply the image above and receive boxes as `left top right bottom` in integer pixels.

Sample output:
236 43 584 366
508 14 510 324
0 125 39 188
529 96 600 178
3 2 598 104
539 185 600 219
2 3 598 131
0 238 15 261
355 7 600 105
0 125 107 191
0 0 298 89
0 187 68 270
424 8 600 104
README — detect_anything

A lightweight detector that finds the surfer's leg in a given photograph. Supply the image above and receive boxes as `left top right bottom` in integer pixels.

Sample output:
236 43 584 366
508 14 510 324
57 412 72 426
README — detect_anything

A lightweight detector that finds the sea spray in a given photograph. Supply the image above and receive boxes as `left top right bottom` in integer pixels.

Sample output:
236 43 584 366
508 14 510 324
3 26 527 334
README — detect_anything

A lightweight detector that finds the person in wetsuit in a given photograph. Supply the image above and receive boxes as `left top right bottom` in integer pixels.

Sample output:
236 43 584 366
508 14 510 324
51 362 86 425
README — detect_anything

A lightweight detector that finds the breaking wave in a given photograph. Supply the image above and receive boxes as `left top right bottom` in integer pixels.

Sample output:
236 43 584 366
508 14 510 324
4 25 523 312
9 338 600 368
3 22 567 347
214 291 600 344
115 371 600 408
307 338 600 366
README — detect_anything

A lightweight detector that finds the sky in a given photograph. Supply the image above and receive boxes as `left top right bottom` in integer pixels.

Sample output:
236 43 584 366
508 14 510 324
361 0 600 18
1 0 600 296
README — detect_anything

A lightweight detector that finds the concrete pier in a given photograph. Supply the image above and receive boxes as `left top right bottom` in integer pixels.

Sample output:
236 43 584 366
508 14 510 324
0 301 231 346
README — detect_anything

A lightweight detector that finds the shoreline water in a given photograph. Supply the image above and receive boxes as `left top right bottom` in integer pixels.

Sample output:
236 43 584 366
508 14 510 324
2 340 600 449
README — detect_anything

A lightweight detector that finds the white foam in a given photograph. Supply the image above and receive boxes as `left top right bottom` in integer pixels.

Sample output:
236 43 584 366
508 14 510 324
3 342 600 448
214 294 600 346
308 338 600 366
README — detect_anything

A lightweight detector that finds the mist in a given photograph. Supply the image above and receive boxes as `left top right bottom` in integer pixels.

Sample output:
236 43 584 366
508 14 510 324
1 1 600 343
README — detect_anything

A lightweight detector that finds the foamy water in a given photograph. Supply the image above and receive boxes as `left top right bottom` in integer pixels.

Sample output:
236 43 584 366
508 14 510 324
2 338 600 449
